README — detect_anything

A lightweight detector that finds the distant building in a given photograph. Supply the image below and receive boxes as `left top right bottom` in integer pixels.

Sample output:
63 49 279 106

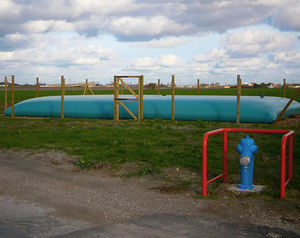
267 83 275 88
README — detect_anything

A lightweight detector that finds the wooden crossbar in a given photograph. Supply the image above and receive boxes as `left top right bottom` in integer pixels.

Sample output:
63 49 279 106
119 101 138 120
119 78 138 99
88 85 94 95
116 76 140 78
275 88 300 123
116 98 138 101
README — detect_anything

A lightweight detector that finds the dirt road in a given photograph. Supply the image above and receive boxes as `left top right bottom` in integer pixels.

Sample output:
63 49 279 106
0 149 299 237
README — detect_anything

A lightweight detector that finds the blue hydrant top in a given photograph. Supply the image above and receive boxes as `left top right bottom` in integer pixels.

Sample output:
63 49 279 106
237 135 258 158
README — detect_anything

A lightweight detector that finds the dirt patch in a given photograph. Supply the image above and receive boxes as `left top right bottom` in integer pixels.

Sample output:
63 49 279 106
275 115 300 126
201 195 300 230
160 167 199 181
0 148 299 235
1 148 79 166
151 184 190 194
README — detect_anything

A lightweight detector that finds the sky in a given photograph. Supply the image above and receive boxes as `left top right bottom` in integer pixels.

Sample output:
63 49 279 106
0 0 300 85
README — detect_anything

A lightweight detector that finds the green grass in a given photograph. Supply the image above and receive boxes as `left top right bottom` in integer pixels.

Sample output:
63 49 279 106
0 117 299 198
0 87 299 199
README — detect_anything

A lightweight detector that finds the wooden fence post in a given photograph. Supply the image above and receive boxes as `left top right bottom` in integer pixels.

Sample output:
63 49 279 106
172 75 175 120
283 78 286 98
114 76 119 121
61 76 65 119
138 76 141 120
197 79 200 95
4 76 7 110
11 75 14 118
236 75 242 124
121 80 124 94
158 79 160 95
139 75 144 121
36 77 39 97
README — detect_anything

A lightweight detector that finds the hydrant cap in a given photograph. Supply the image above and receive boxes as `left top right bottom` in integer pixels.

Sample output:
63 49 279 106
239 135 258 154
241 135 255 145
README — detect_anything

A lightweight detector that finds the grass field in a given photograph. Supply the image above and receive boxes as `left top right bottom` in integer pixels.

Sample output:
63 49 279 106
0 87 299 199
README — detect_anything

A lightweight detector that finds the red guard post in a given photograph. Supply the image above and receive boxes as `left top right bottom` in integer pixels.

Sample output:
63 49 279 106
202 128 294 199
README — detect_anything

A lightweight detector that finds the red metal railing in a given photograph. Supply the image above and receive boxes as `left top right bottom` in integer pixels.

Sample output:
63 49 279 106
202 128 294 199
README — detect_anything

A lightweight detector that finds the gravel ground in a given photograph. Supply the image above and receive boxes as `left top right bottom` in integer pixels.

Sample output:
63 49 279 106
0 149 299 237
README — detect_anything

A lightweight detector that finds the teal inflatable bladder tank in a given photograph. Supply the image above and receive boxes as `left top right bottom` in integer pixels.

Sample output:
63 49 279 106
4 95 300 123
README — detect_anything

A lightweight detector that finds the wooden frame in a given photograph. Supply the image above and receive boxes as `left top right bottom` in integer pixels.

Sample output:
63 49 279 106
114 75 143 121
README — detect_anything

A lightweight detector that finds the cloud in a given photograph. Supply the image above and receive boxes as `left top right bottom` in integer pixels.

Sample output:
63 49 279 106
1 0 299 41
270 51 300 67
0 33 117 68
131 57 158 71
0 33 31 51
272 1 300 31
0 0 21 19
23 20 74 33
194 48 226 63
159 54 178 67
223 28 296 57
131 54 179 71
192 28 299 78
131 37 186 48
1 1 300 85
108 16 193 41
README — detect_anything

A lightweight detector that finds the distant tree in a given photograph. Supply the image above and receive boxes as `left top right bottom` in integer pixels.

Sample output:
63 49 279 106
252 83 258 88
259 83 267 88
145 83 157 89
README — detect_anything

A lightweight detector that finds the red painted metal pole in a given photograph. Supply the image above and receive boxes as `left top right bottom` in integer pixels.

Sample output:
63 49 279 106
202 134 208 196
227 128 290 134
280 136 287 199
288 135 293 180
202 129 225 196
202 128 293 199
223 129 228 182
207 174 224 184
